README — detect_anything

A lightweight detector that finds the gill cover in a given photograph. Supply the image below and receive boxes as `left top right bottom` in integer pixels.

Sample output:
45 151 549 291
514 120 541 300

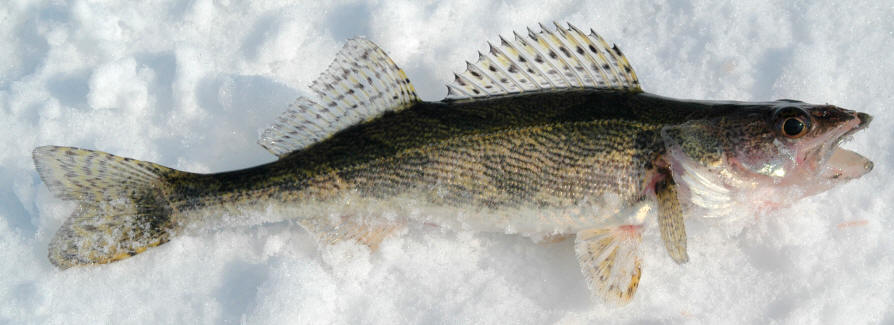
660 119 734 216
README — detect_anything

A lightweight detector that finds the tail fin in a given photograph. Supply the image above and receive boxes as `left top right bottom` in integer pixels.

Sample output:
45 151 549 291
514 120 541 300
33 146 184 269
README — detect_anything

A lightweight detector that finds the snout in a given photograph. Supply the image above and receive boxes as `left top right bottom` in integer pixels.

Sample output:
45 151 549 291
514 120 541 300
856 112 873 130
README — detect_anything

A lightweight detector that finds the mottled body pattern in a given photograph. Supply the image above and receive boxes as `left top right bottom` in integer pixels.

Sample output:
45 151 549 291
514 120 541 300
173 92 678 220
34 23 873 305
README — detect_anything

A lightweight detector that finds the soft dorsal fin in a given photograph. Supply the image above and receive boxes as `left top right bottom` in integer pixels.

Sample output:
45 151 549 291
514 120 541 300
445 22 641 101
259 39 420 157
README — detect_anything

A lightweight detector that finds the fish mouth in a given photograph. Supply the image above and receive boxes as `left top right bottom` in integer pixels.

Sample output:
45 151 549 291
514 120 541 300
822 112 873 179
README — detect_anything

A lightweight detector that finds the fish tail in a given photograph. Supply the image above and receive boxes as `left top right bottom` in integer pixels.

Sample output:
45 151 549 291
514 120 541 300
33 146 187 269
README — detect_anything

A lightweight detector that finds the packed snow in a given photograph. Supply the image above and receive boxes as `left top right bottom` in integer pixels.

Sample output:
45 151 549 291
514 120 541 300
1 0 892 323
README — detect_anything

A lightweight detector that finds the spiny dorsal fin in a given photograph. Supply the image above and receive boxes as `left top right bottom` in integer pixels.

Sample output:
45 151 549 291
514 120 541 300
445 22 641 101
259 39 420 157
575 226 643 305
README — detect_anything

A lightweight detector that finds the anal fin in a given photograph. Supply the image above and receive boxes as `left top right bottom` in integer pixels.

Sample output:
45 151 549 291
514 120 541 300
299 215 403 250
574 225 643 305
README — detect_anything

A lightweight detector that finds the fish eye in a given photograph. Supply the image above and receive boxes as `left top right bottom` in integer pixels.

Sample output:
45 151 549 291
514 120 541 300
774 107 811 139
782 117 807 138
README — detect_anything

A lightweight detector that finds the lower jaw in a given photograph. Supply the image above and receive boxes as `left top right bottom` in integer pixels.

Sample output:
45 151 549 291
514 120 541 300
820 147 873 179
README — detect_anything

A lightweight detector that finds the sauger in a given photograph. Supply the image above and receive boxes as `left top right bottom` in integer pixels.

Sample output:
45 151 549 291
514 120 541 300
33 23 873 304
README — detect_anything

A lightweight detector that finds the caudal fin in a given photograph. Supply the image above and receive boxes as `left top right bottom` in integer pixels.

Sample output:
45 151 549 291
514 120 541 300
33 146 184 269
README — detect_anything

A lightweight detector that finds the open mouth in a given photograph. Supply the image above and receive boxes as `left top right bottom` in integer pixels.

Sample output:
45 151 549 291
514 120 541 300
822 112 873 179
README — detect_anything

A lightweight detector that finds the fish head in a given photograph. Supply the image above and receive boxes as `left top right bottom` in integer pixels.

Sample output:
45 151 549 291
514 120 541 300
661 100 872 214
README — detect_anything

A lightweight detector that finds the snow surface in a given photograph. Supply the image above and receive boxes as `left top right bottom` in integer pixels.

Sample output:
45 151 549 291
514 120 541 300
2 0 893 323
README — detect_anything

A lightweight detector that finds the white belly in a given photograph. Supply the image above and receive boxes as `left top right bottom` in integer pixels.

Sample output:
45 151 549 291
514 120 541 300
180 190 657 239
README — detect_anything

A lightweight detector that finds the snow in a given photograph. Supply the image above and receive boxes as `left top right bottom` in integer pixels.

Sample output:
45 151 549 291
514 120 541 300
2 0 893 323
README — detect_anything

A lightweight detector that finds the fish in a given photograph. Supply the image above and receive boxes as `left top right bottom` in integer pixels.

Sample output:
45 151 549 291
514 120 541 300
32 22 873 305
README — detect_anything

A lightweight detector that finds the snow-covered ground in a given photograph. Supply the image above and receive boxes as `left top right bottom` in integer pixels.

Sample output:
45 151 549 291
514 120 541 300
2 0 892 323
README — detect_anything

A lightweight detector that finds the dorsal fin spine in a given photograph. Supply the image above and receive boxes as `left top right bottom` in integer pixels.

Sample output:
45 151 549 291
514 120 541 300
456 72 488 96
486 41 527 92
613 44 640 88
589 30 629 88
553 23 598 87
478 49 519 93
607 44 635 87
540 23 585 87
497 36 539 91
556 23 603 88
581 30 621 87
537 22 579 86
447 84 472 98
512 31 556 88
473 51 502 92
567 24 612 87
469 59 508 93
527 27 574 87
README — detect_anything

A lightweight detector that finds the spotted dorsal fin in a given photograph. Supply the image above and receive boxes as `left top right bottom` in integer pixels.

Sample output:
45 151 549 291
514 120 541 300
445 22 641 101
259 39 420 157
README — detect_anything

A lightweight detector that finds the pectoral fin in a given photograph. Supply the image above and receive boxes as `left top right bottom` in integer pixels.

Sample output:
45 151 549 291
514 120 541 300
574 226 643 305
656 175 689 264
